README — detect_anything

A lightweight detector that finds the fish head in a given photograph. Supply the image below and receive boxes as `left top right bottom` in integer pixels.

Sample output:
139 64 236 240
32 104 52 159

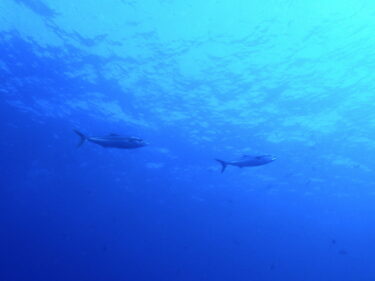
133 138 148 147
255 155 277 164
140 140 148 146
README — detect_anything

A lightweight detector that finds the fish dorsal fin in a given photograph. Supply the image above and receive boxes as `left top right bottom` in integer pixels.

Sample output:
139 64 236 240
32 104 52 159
109 133 121 136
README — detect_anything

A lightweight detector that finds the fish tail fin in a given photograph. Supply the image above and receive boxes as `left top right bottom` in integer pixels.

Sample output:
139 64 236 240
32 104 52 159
215 159 228 173
73 129 87 147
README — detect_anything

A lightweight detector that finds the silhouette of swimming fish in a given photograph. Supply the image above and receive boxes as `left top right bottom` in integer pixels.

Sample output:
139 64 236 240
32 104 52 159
215 154 276 173
73 130 147 149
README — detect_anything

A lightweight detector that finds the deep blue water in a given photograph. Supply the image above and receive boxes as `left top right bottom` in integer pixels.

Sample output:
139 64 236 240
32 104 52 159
2 0 375 280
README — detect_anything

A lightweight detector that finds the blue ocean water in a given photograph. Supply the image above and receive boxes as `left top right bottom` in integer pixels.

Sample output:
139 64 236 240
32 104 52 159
2 0 375 280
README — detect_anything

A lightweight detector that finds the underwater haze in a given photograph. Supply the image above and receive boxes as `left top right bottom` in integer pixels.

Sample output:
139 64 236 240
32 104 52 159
2 0 375 280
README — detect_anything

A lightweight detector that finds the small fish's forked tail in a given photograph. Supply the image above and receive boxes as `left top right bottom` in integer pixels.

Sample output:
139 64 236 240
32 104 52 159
73 129 87 147
215 159 228 173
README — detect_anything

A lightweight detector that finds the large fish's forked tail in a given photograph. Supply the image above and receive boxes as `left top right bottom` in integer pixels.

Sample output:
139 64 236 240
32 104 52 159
215 159 228 173
73 130 87 147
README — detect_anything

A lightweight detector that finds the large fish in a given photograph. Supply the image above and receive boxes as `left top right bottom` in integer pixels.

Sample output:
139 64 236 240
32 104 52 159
74 130 147 149
215 154 276 173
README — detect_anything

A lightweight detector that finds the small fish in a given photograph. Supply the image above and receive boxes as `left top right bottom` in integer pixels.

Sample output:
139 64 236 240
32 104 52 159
74 130 147 149
215 154 276 173
339 249 348 255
